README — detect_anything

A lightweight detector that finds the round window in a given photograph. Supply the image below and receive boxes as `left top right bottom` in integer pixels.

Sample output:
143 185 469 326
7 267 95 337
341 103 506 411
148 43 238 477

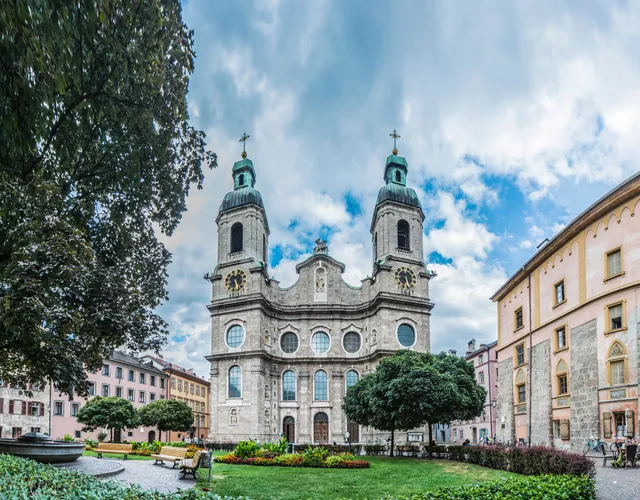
343 332 361 353
280 332 299 353
311 332 330 353
397 323 415 347
226 325 245 348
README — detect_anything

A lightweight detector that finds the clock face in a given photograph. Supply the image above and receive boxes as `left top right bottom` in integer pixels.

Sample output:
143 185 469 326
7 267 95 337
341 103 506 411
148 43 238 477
394 267 417 289
224 269 248 292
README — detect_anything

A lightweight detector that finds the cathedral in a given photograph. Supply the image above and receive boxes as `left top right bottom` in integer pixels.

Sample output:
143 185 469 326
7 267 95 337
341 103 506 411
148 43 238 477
206 138 434 444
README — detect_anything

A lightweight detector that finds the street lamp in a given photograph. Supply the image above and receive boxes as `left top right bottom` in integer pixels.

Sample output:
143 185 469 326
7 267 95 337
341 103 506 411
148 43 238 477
345 430 351 453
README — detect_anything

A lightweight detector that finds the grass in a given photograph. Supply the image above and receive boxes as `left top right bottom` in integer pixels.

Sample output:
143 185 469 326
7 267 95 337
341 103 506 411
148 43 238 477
196 454 515 500
82 450 154 461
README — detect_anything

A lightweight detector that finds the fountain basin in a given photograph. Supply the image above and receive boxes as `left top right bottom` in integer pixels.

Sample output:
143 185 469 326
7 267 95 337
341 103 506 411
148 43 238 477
0 433 85 463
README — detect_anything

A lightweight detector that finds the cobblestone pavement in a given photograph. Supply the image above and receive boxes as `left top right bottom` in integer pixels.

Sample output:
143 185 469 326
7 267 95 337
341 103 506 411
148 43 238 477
52 456 124 478
104 459 197 493
593 458 640 500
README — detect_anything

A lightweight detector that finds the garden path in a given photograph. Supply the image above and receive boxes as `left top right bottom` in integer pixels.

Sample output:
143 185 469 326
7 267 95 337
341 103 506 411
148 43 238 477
100 459 197 493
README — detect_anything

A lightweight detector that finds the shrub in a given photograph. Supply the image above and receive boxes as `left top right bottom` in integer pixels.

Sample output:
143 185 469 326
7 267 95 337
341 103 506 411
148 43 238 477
62 434 74 442
387 474 595 499
262 436 289 454
364 444 386 455
213 452 370 469
204 441 237 451
301 446 329 467
97 431 108 442
234 440 261 459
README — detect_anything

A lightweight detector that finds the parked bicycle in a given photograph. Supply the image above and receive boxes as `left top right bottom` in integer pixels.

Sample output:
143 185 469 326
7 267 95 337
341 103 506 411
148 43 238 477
583 438 606 454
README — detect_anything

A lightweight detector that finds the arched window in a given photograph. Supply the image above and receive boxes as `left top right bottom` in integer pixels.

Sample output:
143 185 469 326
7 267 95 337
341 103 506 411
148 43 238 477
397 220 410 249
264 384 270 400
231 223 243 253
556 359 568 396
395 170 401 183
228 366 242 398
312 332 330 353
314 370 328 400
343 332 361 353
346 370 359 391
226 325 245 348
239 174 245 186
608 342 627 386
397 323 415 347
263 234 267 263
280 332 299 353
282 370 296 401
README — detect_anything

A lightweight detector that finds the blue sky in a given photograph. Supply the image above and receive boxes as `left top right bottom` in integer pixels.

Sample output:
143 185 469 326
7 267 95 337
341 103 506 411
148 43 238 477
156 0 640 376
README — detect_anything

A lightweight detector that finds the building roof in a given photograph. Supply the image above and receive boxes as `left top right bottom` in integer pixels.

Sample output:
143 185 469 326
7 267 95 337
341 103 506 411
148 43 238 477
464 340 498 361
375 183 422 210
491 170 640 302
108 351 166 376
142 354 210 385
219 186 265 213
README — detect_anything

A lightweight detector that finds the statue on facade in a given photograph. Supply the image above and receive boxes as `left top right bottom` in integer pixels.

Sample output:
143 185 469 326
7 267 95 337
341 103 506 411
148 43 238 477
313 239 328 254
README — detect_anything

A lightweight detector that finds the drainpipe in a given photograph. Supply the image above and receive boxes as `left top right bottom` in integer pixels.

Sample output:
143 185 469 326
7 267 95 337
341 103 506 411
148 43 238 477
527 272 533 447
487 347 492 438
48 379 52 436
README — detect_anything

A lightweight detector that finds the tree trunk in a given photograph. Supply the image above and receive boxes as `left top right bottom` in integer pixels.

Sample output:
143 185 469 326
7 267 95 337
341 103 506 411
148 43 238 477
390 428 395 457
428 422 433 458
110 428 113 442
158 429 162 443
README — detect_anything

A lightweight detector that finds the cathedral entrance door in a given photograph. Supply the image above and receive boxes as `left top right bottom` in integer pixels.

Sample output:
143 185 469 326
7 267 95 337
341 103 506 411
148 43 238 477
348 421 359 443
314 412 329 443
283 416 295 443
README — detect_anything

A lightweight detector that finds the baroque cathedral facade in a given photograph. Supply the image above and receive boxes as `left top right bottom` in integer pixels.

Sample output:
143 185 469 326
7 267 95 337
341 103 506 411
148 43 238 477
206 144 434 444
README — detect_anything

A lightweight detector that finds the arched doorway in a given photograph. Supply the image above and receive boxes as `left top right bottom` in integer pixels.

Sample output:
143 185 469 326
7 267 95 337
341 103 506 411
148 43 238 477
314 412 329 444
283 416 295 443
148 430 156 443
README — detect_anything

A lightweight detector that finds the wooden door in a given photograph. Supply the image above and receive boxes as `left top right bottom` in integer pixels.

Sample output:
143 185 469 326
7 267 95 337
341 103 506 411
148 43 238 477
348 421 359 443
314 422 328 443
113 429 121 442
283 417 295 443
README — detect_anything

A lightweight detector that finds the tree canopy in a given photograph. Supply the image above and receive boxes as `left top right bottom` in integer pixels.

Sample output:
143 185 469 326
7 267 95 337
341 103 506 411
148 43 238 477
343 350 486 456
75 396 140 440
0 0 216 395
138 399 193 442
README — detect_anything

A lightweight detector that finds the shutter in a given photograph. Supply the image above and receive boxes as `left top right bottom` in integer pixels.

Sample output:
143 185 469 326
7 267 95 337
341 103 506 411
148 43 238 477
0 398 3 413
21 401 27 415
560 419 570 440
40 403 44 417
9 400 14 414
603 412 612 438
626 410 635 437
27 402 32 416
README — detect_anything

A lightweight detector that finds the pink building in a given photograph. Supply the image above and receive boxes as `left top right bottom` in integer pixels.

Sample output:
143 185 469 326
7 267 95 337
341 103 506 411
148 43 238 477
450 340 498 444
51 351 167 442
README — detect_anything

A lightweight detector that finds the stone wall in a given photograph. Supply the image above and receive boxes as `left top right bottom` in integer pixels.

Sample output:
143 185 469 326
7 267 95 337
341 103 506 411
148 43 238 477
530 340 552 445
570 319 599 451
0 385 50 437
495 357 514 443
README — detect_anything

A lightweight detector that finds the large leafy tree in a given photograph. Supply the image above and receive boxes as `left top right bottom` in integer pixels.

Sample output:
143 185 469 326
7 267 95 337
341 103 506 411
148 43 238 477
0 0 216 395
75 396 141 441
344 350 486 457
138 399 193 442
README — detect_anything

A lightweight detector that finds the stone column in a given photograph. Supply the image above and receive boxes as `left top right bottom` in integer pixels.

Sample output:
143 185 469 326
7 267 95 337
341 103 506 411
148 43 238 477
531 340 552 445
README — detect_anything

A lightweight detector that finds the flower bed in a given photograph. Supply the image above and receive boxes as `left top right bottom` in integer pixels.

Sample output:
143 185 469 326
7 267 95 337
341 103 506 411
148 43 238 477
446 445 595 478
214 452 370 468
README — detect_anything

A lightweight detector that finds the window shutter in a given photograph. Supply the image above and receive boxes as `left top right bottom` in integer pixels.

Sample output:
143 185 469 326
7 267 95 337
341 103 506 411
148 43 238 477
0 398 3 413
560 419 570 440
626 410 635 437
27 402 32 416
21 400 27 415
9 400 14 414
40 403 44 417
603 412 612 438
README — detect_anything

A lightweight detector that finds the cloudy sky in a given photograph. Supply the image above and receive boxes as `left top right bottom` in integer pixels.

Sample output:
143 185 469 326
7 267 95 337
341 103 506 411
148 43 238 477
155 0 640 377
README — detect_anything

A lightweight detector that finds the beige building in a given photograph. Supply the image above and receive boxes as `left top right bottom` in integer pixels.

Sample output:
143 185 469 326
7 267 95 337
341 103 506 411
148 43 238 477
493 172 640 451
206 148 434 444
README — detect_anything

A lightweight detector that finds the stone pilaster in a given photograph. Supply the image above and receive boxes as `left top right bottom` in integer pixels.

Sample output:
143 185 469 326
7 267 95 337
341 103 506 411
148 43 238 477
530 340 552 445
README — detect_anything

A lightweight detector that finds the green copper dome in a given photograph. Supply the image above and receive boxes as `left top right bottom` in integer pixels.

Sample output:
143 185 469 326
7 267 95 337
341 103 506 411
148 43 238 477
219 186 265 212
376 183 422 209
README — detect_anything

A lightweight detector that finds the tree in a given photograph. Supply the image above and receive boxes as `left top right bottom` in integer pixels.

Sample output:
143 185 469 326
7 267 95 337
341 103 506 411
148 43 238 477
343 350 486 457
75 396 140 441
0 0 216 396
138 399 193 442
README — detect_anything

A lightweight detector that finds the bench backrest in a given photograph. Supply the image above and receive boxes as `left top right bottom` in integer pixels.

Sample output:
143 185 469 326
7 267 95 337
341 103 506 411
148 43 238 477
192 450 202 467
97 443 133 452
160 446 187 458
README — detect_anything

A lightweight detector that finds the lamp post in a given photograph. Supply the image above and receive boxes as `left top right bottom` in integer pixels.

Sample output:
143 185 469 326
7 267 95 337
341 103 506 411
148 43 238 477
345 429 351 454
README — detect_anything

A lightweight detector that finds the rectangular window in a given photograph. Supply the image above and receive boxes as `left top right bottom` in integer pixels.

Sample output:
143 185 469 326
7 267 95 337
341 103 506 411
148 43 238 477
101 384 110 397
479 354 484 364
607 248 622 278
150 375 156 386
139 373 145 384
609 303 624 331
71 403 80 416
556 327 567 350
515 344 525 366
196 386 200 396
555 280 565 304
160 395 165 400
558 374 568 395
517 384 526 403
171 378 176 389
611 360 625 386
407 432 423 442
150 393 156 402
31 427 41 433
479 372 485 384
54 401 64 416
75 430 81 438
139 391 145 403
616 413 626 438
515 307 523 330
190 383 194 394
102 364 110 376
160 378 165 389
178 380 183 391
12 427 22 438
88 383 96 396
128 370 135 382
116 367 123 379
115 387 123 398
128 389 135 402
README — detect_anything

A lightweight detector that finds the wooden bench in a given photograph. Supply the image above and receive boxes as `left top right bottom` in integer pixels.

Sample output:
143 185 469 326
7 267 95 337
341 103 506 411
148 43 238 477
178 450 202 479
94 443 133 459
396 445 420 457
151 446 188 468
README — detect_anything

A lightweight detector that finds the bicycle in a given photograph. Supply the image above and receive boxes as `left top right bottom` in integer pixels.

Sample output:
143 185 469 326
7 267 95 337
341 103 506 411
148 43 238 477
583 438 606 454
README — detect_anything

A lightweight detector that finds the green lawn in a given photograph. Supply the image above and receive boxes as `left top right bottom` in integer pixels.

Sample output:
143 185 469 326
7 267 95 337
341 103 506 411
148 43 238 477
196 455 515 500
82 450 153 461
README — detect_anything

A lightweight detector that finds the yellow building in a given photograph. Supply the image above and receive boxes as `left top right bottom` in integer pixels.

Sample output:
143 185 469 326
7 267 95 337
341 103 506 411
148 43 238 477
141 354 210 442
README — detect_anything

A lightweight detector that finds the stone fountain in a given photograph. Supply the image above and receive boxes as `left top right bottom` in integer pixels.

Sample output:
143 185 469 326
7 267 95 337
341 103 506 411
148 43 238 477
0 432 85 463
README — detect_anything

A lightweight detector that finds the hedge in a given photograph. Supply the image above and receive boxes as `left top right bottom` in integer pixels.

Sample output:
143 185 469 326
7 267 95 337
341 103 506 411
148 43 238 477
386 475 595 500
446 445 595 478
214 452 371 469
